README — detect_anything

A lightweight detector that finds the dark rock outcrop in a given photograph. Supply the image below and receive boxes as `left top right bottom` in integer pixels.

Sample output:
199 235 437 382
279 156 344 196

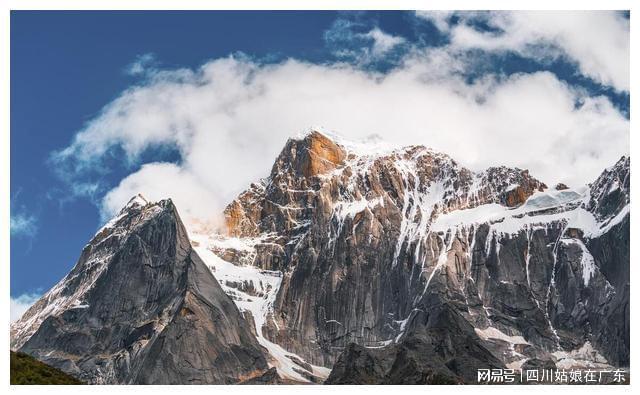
585 156 630 222
326 304 504 384
11 132 629 385
218 132 629 376
520 358 556 371
12 196 269 384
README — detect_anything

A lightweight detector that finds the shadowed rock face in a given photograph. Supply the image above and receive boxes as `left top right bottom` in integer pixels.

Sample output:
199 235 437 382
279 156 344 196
11 131 629 385
326 304 504 384
582 157 630 366
219 132 629 378
586 156 630 222
12 197 268 384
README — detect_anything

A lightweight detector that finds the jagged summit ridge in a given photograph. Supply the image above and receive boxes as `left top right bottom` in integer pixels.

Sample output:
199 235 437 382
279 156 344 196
586 155 629 222
225 130 549 240
274 130 347 178
11 197 270 384
214 130 628 373
12 197 169 350
124 193 149 209
11 130 630 384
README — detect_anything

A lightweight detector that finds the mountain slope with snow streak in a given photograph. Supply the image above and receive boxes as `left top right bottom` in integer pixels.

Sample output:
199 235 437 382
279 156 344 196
11 198 270 384
190 232 330 382
11 130 629 384
220 130 629 375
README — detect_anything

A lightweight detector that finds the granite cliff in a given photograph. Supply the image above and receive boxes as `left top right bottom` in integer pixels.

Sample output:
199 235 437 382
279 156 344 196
11 130 630 384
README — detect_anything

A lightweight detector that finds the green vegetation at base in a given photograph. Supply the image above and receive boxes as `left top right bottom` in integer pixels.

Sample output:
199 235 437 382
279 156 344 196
10 351 83 385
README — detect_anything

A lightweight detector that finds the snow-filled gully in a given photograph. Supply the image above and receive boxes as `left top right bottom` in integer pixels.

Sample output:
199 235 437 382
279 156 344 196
189 233 330 383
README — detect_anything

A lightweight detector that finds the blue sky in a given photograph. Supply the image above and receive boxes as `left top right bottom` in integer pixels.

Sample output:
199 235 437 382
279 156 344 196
10 11 629 317
10 11 342 300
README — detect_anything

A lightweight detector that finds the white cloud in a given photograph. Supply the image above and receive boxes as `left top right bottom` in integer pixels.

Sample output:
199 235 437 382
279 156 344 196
102 162 222 224
126 53 156 76
417 11 630 91
10 213 38 238
52 50 628 229
415 10 454 32
324 19 405 64
362 27 405 57
11 293 40 323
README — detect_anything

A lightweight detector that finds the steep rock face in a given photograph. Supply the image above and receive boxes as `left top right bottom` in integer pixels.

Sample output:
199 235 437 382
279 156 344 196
10 130 629 385
582 156 630 366
216 131 554 366
585 156 630 222
326 304 504 384
224 182 266 238
11 196 268 384
284 131 347 178
213 131 628 376
481 166 547 207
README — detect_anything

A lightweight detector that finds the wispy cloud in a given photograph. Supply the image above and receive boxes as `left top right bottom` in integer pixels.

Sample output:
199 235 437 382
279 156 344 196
11 188 40 241
126 53 157 76
10 213 38 238
415 11 630 91
415 10 454 32
363 27 405 58
324 17 406 66
10 293 40 323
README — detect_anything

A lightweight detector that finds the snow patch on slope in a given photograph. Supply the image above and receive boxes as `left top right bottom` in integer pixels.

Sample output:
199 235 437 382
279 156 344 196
560 238 596 286
190 232 330 383
333 196 385 221
475 326 528 345
12 196 160 350
431 188 627 239
392 152 451 267
552 341 610 369
95 193 150 236
301 126 395 158
13 233 125 348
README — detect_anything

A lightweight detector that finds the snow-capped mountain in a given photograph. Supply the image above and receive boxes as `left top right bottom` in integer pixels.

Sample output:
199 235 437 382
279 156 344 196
11 130 629 384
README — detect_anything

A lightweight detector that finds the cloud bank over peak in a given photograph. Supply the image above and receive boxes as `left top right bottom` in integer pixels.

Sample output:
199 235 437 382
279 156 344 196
50 11 629 228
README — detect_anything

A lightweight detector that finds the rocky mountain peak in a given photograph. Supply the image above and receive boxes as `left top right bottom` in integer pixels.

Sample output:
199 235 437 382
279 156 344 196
123 193 149 209
213 134 628 377
223 182 266 237
11 195 180 350
223 133 551 240
271 130 347 179
479 166 547 207
585 155 630 222
11 131 630 384
11 193 270 384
